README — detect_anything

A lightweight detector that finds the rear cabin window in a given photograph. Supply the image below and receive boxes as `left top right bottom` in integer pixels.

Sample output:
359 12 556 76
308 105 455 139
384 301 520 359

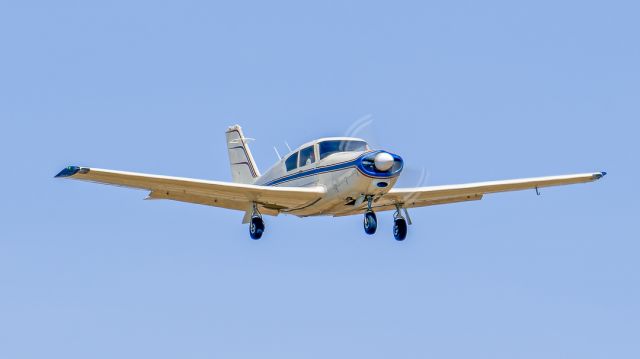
299 146 316 167
319 140 368 160
285 152 299 171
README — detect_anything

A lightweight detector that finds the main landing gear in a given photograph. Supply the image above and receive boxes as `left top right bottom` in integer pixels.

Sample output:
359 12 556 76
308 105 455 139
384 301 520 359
361 198 410 241
249 203 265 240
393 205 408 241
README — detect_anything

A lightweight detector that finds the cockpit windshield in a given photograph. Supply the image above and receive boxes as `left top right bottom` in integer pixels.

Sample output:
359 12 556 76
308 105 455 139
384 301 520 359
319 140 369 160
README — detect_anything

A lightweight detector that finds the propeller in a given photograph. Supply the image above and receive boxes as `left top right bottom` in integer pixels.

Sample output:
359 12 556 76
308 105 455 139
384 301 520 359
344 114 430 189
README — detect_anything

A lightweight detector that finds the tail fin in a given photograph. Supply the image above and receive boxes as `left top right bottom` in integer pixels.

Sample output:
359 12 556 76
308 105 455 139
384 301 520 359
226 125 261 184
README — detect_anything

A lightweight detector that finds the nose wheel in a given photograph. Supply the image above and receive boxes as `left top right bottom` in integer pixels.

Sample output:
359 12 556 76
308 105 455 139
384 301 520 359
363 196 378 235
363 211 378 235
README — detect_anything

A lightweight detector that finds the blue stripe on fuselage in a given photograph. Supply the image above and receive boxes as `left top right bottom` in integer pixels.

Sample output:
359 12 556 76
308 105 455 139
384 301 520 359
264 159 359 186
263 151 398 187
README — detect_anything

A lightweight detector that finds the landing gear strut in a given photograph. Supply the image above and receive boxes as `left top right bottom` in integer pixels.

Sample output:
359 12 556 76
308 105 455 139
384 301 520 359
363 196 377 235
249 203 265 240
393 205 408 241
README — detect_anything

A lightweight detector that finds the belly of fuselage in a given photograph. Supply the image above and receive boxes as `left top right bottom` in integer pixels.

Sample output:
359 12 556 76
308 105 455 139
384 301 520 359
284 166 398 217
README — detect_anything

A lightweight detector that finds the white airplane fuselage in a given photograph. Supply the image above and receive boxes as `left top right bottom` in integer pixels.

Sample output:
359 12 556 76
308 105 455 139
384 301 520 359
252 137 404 217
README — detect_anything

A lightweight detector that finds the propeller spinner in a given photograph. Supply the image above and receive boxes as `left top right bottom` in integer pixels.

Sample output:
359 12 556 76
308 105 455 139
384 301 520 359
374 152 395 172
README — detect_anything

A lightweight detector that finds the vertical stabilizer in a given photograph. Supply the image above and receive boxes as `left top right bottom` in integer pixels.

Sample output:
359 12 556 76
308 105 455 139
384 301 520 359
226 125 261 184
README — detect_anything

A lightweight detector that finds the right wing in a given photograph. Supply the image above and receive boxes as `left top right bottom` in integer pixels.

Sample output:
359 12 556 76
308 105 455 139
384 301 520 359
55 166 325 218
341 172 606 215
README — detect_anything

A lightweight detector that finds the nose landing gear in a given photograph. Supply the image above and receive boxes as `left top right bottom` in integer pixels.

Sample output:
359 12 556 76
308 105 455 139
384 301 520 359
363 196 377 235
364 211 378 235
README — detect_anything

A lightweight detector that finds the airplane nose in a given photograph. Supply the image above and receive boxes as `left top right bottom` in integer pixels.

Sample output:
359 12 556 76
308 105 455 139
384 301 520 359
374 152 395 172
357 151 403 177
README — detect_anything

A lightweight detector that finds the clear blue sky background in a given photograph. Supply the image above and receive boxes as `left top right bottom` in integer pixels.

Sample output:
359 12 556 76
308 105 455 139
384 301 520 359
1 1 638 358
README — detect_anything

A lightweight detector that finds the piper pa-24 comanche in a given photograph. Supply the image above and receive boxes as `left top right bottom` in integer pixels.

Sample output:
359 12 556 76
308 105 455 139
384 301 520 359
56 125 606 241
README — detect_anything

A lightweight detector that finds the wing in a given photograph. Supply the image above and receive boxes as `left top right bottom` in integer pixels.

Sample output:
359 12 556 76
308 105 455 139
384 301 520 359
342 172 606 215
55 166 325 219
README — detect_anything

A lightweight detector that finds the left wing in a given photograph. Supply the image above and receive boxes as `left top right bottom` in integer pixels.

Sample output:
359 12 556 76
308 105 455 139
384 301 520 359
55 166 325 218
347 172 606 214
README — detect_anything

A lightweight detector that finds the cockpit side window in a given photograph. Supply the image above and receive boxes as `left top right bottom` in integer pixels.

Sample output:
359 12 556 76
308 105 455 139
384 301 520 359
285 152 299 171
299 145 316 167
319 140 368 160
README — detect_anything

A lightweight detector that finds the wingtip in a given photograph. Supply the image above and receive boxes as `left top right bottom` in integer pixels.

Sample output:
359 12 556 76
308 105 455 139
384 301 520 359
55 166 82 178
594 171 607 180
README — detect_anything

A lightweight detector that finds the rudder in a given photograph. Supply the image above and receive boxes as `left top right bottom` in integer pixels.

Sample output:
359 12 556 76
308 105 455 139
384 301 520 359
226 125 261 184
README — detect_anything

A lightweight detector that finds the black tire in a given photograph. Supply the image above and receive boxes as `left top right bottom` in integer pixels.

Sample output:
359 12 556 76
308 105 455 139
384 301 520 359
393 218 407 241
249 217 265 240
364 211 377 235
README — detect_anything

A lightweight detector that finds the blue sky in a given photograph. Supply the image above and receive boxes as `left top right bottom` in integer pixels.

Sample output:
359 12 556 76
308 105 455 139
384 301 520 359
1 1 638 358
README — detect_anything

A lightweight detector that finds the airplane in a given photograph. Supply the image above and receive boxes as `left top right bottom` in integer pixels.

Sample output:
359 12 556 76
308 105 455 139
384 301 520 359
55 124 606 241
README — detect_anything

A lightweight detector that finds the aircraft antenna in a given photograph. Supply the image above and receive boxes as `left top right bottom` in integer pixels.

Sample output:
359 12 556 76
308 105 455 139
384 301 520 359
285 142 292 152
273 146 282 160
